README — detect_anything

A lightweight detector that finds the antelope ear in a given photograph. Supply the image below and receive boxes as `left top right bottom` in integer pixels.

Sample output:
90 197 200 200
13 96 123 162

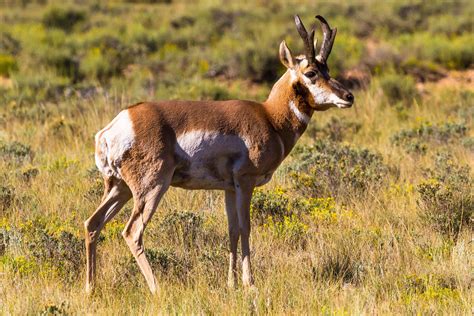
279 40 294 69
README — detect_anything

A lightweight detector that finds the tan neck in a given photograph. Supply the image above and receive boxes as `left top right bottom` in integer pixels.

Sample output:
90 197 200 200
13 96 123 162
263 70 313 156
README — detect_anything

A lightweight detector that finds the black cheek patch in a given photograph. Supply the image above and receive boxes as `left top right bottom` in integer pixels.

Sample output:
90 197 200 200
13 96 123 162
293 81 315 106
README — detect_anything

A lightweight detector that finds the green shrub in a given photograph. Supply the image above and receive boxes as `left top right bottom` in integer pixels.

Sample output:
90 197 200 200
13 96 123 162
306 117 361 142
0 54 18 76
391 122 468 154
288 140 389 199
1 255 38 276
19 219 84 281
39 302 69 316
1 218 83 281
0 185 15 212
7 71 70 104
305 197 355 224
264 214 308 246
394 33 474 70
124 0 172 3
47 115 77 138
80 44 127 81
251 187 291 225
328 33 365 78
147 248 189 280
401 58 445 82
0 32 21 55
42 7 86 32
170 79 232 101
462 137 474 152
378 72 418 105
0 140 33 163
20 167 39 182
160 210 203 249
426 13 473 36
117 248 189 285
417 153 473 240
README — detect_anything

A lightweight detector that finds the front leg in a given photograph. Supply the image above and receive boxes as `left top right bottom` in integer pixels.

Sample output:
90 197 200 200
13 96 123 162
233 175 256 287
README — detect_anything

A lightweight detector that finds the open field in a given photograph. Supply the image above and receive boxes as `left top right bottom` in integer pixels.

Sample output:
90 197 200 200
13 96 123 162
0 0 473 314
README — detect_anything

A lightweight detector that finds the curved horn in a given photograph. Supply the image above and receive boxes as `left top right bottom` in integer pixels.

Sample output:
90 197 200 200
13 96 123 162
294 15 316 64
315 15 337 63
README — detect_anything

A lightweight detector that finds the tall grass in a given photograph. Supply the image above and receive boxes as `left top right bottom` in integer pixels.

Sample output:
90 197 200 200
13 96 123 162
1 0 473 314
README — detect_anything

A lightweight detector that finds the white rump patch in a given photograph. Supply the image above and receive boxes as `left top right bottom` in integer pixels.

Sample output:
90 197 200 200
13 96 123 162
289 100 310 124
95 110 135 179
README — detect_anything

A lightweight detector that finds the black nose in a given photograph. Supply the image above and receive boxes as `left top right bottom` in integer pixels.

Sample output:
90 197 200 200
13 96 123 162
344 92 354 103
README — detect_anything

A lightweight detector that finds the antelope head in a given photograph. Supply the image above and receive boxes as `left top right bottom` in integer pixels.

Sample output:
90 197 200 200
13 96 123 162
280 15 354 111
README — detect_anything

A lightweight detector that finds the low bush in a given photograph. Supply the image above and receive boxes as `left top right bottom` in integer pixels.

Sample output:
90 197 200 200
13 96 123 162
147 248 190 281
0 54 18 76
417 153 473 240
288 140 389 199
391 122 468 154
20 167 39 182
0 32 21 55
7 71 70 104
159 210 203 250
116 248 189 286
22 221 84 281
400 273 462 307
306 117 361 142
42 6 86 32
378 72 418 105
264 214 308 246
251 187 290 225
328 33 365 78
0 140 33 163
39 302 69 316
305 197 354 225
1 255 38 276
251 189 354 247
0 185 15 212
394 33 474 70
1 218 84 281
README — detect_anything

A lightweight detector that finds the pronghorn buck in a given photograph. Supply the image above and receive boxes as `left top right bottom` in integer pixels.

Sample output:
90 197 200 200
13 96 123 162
85 14 354 294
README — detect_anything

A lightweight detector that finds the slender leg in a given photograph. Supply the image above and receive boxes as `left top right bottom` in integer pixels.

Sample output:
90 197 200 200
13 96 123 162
122 174 172 294
84 178 131 294
225 190 239 288
234 177 256 287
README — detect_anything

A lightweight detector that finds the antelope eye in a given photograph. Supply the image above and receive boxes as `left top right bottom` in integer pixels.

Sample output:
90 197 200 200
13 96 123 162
304 71 317 78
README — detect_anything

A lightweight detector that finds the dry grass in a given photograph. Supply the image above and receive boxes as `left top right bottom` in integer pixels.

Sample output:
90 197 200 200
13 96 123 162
1 1 473 315
1 81 472 315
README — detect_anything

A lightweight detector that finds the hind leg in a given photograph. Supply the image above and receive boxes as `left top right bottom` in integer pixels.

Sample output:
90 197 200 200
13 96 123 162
225 190 239 288
122 162 174 294
84 177 131 294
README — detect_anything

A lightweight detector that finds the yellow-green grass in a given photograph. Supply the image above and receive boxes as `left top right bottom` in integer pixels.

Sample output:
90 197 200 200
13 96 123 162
1 0 473 315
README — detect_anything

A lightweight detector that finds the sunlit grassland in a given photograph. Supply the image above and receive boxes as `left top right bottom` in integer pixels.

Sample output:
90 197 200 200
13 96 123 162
1 0 473 315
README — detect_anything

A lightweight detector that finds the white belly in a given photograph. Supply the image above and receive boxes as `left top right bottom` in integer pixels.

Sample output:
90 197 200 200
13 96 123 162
172 130 251 189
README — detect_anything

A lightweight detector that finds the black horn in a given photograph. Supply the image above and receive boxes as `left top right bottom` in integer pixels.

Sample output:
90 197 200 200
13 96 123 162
294 15 316 64
315 15 337 63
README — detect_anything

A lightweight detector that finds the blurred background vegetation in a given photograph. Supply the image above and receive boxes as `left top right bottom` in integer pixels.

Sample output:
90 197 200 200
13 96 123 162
0 0 472 314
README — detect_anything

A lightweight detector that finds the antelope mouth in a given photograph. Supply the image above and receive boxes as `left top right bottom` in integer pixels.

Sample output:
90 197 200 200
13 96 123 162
335 100 353 108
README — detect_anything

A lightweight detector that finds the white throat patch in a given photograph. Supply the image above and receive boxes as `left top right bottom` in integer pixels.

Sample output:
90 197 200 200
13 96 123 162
302 76 350 108
289 100 310 125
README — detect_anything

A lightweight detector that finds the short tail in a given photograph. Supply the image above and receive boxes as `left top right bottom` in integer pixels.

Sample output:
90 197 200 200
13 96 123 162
95 131 119 179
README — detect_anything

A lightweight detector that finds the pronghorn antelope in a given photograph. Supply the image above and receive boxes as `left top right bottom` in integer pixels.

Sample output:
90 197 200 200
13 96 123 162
84 14 354 294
